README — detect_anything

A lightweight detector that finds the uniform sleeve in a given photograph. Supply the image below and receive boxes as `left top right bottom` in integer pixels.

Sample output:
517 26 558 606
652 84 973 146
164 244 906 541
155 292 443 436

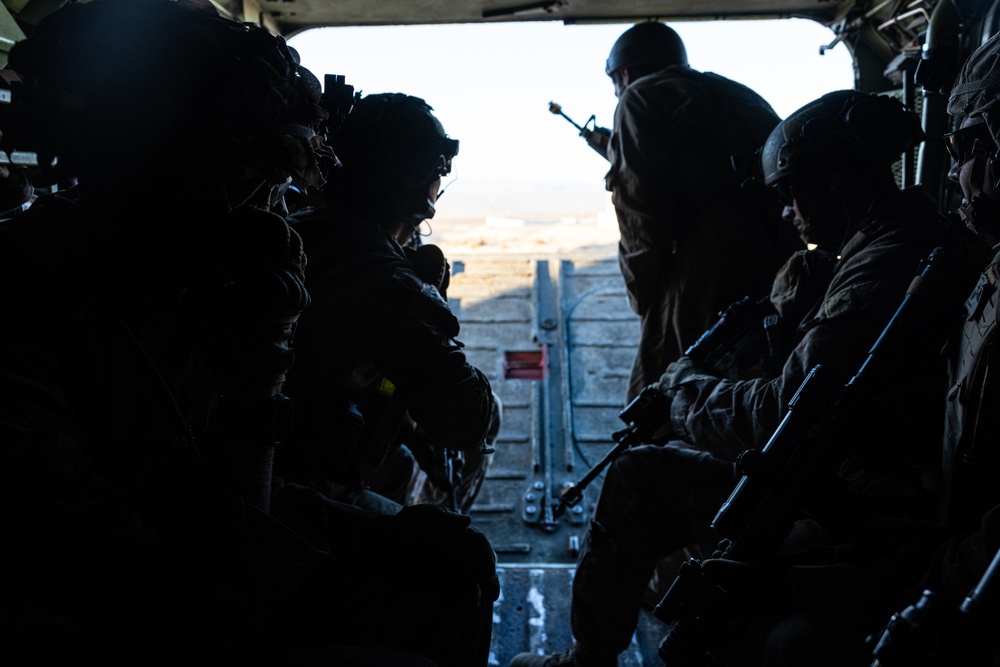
606 83 690 316
291 221 495 453
380 268 496 452
668 232 930 461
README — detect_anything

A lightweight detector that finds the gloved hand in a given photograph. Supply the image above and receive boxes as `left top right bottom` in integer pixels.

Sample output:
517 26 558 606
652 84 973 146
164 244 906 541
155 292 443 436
653 356 714 399
699 557 792 604
582 125 611 159
184 207 311 403
387 503 500 611
711 539 733 559
619 383 675 442
407 243 451 300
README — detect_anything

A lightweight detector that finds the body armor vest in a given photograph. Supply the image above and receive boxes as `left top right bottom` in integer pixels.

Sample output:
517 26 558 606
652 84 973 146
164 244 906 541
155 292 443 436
943 245 1000 521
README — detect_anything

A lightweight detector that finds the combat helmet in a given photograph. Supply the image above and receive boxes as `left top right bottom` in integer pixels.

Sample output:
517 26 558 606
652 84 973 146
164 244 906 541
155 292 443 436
945 31 1000 237
5 0 331 193
605 22 688 76
947 31 1000 147
760 89 923 187
330 92 459 220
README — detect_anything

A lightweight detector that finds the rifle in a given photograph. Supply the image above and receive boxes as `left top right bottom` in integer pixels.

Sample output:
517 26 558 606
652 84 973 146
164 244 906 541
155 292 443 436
401 421 464 513
684 295 776 379
868 532 1000 666
548 101 611 160
651 246 976 665
553 384 669 518
553 294 776 518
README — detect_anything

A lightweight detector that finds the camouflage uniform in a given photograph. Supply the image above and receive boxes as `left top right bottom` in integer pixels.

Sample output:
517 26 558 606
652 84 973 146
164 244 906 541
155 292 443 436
606 65 800 402
570 186 976 659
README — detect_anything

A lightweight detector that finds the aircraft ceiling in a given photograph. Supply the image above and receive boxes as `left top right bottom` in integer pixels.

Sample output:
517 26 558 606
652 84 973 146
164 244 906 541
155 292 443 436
214 0 860 37
0 1 987 97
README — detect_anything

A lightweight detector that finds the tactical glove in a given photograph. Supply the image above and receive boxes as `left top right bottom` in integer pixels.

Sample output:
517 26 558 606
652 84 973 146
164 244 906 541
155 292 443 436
619 383 676 442
663 356 698 383
406 243 451 300
653 356 715 398
582 125 611 159
699 556 792 602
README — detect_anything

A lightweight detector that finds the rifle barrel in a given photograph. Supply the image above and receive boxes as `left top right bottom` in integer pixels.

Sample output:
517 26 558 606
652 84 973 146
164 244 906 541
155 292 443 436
553 428 638 517
548 101 584 131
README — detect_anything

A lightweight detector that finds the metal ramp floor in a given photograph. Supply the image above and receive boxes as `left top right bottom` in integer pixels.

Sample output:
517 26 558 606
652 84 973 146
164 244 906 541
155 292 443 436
442 250 671 664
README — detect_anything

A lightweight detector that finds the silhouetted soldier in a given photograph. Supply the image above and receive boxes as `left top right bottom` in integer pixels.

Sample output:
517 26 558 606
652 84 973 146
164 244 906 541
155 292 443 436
280 92 499 516
601 21 802 404
511 90 977 667
0 3 497 665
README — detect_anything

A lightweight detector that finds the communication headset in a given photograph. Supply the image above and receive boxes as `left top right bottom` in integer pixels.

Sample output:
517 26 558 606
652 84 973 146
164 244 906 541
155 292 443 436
332 92 459 224
405 141 460 225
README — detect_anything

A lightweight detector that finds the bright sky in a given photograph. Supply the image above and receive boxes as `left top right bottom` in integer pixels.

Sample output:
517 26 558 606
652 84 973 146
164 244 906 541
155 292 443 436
289 19 855 221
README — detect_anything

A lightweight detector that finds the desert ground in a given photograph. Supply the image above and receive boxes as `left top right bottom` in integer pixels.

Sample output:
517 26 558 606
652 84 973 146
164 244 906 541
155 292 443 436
424 216 620 257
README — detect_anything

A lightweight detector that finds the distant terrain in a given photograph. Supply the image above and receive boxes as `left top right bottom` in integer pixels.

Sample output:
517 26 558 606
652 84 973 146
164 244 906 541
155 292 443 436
426 216 619 256
427 178 619 256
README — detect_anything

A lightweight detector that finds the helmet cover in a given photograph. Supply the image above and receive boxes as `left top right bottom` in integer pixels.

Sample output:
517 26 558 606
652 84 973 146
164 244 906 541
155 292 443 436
331 92 458 195
947 30 1000 146
605 22 688 76
760 89 923 186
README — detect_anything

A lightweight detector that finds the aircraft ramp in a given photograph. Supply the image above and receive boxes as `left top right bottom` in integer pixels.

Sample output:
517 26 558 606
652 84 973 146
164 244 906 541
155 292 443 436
444 251 668 665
